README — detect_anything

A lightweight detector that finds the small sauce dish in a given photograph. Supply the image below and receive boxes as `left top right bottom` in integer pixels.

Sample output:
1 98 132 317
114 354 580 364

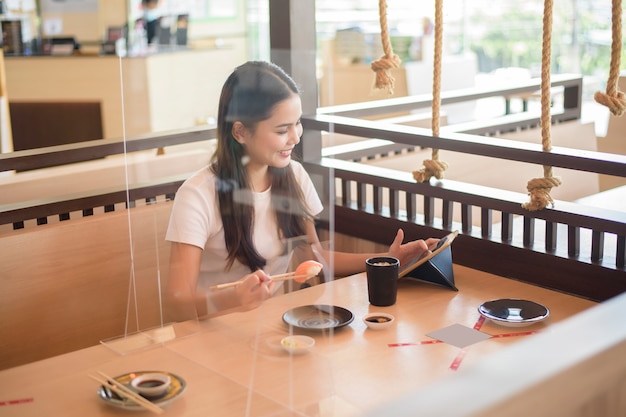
363 312 395 330
280 335 315 354
130 372 171 398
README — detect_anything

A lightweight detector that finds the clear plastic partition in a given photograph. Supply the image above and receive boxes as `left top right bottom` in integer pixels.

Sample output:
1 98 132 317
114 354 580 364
93 42 354 415
0 1 473 415
0 2 370 416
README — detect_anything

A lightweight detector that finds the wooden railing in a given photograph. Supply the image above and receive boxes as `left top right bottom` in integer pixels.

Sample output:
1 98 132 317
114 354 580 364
300 75 625 301
318 73 582 121
304 156 626 302
1 75 625 302
319 73 583 162
0 125 212 172
0 127 212 229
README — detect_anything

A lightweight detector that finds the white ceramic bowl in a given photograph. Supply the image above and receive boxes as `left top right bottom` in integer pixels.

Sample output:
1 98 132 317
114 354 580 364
280 335 315 354
363 312 395 330
130 372 171 398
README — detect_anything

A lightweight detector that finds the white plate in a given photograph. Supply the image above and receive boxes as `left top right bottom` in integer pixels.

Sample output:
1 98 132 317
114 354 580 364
478 298 550 327
97 371 185 411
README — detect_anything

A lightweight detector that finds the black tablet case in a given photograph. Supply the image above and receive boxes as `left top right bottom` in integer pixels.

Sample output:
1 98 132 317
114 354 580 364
402 245 458 291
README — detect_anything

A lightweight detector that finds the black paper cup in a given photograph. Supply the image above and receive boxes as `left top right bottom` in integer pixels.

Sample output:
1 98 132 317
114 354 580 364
366 256 399 306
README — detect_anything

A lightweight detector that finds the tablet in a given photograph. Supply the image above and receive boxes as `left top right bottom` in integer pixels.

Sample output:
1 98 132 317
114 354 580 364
399 230 458 279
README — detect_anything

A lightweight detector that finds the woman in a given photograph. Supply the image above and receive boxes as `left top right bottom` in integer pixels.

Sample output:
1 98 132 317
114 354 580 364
166 61 433 319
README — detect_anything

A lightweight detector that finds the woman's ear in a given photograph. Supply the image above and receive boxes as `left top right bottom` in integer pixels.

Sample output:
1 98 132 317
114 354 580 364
231 121 248 144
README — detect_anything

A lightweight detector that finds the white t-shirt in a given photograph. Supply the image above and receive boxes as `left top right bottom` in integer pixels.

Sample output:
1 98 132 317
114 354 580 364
165 161 323 290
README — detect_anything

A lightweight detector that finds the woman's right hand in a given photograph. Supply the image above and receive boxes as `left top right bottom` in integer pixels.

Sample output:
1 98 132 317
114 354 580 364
234 270 275 310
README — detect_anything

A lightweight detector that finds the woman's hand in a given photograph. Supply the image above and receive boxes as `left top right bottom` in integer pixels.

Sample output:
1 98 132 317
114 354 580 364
234 270 275 310
387 229 438 266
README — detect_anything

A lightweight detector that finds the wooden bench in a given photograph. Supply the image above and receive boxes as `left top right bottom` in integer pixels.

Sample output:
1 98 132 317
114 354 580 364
0 200 174 370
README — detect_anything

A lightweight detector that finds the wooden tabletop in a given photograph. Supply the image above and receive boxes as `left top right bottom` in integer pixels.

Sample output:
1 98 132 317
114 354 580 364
0 265 595 417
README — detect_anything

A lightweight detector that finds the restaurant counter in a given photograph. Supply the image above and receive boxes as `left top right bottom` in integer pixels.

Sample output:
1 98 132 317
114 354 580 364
4 42 245 150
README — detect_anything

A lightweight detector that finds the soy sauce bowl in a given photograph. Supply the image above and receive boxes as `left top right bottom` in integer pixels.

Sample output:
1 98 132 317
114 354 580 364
363 312 395 330
130 372 171 398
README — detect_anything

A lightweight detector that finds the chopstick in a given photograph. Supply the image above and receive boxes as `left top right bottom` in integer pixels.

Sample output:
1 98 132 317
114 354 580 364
88 371 164 414
209 273 313 291
269 273 312 282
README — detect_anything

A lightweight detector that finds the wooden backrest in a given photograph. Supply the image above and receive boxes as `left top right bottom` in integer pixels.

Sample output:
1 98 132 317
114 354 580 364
0 200 174 370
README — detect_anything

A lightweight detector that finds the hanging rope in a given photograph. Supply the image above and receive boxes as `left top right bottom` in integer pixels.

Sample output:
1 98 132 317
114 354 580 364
413 0 448 182
593 0 626 116
522 0 561 211
371 0 402 95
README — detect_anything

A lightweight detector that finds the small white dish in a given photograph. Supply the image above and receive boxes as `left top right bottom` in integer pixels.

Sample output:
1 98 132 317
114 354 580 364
130 372 171 398
363 312 395 330
280 335 315 354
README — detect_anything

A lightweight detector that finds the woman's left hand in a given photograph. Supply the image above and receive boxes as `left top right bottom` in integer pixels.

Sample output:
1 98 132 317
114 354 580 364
388 229 438 266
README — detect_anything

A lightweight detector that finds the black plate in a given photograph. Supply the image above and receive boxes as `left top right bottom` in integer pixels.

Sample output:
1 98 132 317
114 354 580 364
478 298 550 327
283 304 354 331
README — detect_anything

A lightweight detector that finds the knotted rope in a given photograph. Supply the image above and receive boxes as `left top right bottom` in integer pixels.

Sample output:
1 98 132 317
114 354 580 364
371 0 401 95
522 0 561 211
593 0 626 116
413 0 448 182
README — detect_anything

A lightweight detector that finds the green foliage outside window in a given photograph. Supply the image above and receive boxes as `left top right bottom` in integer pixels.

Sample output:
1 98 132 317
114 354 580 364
465 1 622 88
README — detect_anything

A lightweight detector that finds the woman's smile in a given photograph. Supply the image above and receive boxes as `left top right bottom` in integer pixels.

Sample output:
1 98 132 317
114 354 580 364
278 147 294 158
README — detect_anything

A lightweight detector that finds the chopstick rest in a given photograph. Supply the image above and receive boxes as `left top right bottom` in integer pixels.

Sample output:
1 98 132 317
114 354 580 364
88 371 164 414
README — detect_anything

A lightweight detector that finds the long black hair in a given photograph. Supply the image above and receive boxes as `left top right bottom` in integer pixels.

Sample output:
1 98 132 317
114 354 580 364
212 61 314 272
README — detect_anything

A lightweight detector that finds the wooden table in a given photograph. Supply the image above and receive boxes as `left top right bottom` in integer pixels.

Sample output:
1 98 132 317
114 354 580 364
0 265 595 416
